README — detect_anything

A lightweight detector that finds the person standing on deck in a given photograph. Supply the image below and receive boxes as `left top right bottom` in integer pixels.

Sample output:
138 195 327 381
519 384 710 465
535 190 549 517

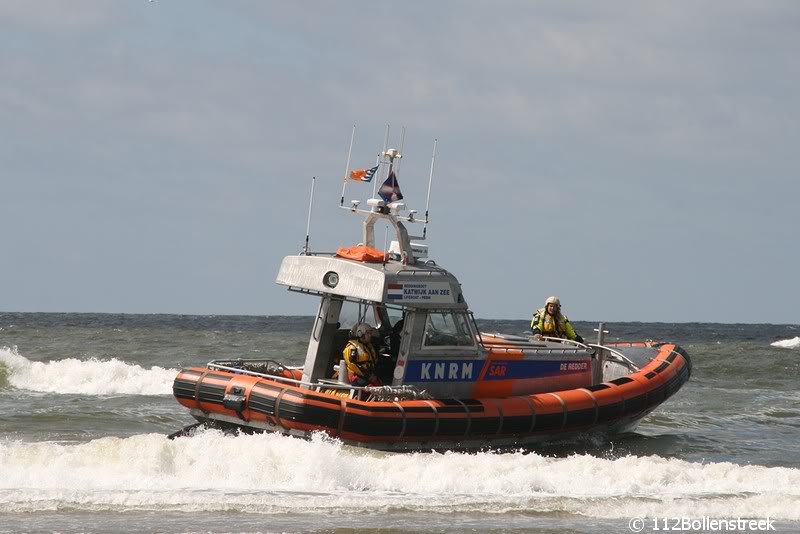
531 296 584 343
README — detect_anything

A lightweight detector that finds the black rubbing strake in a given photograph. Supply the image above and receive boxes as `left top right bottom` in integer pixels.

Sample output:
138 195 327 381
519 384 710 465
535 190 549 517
248 391 277 415
596 401 625 422
404 418 437 437
610 377 634 386
437 417 470 436
646 384 667 407
625 394 647 414
565 408 596 428
277 399 341 429
468 417 502 436
533 412 563 431
653 362 670 374
173 379 197 400
501 415 535 434
342 413 405 436
197 383 226 404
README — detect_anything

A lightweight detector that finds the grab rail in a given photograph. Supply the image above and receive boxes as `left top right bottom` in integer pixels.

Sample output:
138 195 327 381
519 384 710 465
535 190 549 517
586 344 640 371
206 360 430 401
536 336 640 371
207 360 362 391
487 346 593 356
539 336 591 349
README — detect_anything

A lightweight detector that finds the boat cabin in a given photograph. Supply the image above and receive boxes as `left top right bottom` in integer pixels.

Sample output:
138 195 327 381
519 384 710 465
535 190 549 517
276 202 485 397
276 194 595 399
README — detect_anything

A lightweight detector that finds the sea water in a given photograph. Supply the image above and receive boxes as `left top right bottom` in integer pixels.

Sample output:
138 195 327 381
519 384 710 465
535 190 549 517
1 313 799 533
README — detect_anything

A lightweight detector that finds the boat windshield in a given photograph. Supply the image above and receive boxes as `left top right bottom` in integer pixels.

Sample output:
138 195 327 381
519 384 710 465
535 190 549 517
423 311 474 347
339 300 380 330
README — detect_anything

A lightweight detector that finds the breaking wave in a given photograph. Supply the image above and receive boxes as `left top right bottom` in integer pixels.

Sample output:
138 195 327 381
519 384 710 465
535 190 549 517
0 346 176 395
0 430 798 519
772 337 800 349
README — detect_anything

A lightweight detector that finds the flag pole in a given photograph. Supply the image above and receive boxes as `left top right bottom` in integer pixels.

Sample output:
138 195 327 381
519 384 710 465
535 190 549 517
383 225 390 263
303 176 316 255
423 138 437 240
340 124 356 206
395 125 406 174
374 124 390 199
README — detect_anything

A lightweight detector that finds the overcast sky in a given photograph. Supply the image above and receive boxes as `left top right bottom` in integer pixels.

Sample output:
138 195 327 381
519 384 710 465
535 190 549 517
1 1 798 323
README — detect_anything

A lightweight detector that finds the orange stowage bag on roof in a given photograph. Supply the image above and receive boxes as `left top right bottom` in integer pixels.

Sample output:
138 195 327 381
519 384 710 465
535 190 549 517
336 245 386 263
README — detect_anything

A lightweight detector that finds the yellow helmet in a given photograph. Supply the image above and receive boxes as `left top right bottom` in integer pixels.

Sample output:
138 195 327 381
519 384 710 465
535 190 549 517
545 296 561 307
352 322 374 338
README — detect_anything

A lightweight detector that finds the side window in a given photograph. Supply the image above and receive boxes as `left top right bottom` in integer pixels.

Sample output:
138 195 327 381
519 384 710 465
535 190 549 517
338 301 378 330
423 312 474 347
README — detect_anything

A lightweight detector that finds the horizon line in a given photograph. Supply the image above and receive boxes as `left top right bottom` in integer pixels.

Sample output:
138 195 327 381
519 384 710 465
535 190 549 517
1 310 798 327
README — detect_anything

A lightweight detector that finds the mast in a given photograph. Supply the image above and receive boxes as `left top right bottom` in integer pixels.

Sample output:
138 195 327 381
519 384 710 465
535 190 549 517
303 176 316 255
336 128 435 265
423 138 437 240
340 124 356 206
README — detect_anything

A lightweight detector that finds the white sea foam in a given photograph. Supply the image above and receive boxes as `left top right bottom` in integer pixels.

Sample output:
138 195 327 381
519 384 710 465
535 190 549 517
0 430 798 519
772 337 800 349
0 346 176 395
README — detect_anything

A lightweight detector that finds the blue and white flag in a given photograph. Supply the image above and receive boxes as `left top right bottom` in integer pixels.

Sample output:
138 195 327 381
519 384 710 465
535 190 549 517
378 171 403 203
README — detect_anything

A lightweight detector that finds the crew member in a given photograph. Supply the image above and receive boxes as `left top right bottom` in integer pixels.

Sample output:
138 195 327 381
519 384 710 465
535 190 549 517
340 322 382 386
375 315 404 383
531 296 584 343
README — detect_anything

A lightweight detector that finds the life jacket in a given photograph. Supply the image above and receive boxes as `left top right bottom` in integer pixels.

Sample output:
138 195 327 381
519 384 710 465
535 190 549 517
341 339 377 379
532 307 569 338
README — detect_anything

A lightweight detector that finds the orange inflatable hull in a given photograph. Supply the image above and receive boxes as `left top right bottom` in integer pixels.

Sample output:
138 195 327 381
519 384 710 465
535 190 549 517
172 342 690 451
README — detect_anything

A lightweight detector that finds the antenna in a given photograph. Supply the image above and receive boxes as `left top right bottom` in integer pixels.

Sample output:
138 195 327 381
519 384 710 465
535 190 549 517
303 176 316 255
395 126 406 174
423 138 437 239
340 124 356 206
383 224 390 265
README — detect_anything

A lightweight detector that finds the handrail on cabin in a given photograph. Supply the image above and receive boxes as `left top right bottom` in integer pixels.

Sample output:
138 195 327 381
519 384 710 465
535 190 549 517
537 336 640 371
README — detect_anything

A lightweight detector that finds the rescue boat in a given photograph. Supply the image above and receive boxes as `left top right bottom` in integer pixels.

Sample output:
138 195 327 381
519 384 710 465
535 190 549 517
171 138 691 451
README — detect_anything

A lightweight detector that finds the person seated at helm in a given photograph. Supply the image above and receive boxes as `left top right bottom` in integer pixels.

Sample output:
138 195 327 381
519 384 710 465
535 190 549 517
374 315 405 384
339 322 382 387
388 316 404 360
531 296 584 343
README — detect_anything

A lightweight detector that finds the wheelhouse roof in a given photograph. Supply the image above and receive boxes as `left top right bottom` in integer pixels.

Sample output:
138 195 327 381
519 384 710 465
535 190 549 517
275 253 468 310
